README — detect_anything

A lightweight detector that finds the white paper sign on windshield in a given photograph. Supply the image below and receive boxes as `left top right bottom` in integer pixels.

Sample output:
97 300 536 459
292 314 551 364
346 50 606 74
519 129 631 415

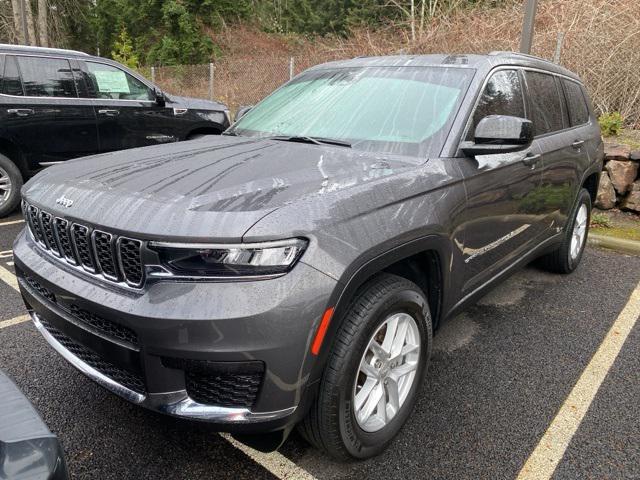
94 70 130 93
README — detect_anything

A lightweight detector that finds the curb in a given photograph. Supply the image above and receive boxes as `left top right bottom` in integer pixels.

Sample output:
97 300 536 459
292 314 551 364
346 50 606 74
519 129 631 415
587 233 640 256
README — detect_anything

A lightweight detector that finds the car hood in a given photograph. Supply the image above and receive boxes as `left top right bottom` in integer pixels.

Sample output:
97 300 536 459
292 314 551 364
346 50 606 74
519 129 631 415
22 136 419 242
169 94 227 112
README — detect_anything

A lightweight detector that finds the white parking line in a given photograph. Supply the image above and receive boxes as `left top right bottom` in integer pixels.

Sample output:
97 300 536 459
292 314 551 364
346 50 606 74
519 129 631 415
0 264 19 292
0 219 24 227
0 315 29 330
517 280 640 480
0 261 317 479
221 434 318 480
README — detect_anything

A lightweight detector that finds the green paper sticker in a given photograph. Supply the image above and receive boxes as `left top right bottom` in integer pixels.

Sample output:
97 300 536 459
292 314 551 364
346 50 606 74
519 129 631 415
94 70 130 93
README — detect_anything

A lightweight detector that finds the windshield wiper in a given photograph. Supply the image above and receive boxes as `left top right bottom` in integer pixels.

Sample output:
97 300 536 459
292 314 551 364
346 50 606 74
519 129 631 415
269 135 351 148
221 131 238 136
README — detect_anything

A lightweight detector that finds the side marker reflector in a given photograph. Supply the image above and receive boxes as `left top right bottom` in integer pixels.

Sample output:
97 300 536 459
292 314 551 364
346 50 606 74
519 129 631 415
311 307 334 356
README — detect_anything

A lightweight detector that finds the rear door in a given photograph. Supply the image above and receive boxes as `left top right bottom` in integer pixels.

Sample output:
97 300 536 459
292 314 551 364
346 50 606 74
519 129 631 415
0 54 98 167
457 69 544 294
78 60 179 152
523 70 582 232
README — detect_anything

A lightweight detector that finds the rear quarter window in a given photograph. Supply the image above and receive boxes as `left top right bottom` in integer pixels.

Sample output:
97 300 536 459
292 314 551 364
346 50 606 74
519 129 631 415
1 55 24 96
524 71 565 136
562 79 590 126
16 56 77 98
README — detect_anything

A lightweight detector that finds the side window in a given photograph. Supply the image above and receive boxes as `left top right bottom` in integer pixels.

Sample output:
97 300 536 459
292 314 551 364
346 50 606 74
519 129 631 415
524 71 565 135
85 62 153 101
16 56 77 98
562 79 589 126
1 56 24 96
468 70 525 139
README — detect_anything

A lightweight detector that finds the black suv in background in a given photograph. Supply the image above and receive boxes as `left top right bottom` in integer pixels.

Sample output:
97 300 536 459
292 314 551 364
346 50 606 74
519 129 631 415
0 44 230 216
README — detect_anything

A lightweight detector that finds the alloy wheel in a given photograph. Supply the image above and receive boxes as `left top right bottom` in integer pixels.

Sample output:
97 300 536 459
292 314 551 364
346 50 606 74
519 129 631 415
570 203 588 261
353 312 421 433
0 166 12 206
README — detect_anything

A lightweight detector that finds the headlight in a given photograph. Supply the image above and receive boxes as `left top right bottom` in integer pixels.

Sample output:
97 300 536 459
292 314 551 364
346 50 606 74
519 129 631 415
148 238 307 278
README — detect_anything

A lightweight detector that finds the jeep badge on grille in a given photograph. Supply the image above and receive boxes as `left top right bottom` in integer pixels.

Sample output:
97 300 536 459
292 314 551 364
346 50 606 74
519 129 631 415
55 195 74 208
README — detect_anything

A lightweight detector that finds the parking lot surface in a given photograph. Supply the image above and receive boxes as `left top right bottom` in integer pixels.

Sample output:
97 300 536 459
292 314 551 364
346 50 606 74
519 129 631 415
1 211 639 479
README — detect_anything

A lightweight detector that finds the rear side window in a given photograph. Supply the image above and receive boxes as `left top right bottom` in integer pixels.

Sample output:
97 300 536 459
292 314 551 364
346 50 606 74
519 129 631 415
1 56 24 96
468 69 525 138
16 56 77 98
525 71 565 135
562 79 589 126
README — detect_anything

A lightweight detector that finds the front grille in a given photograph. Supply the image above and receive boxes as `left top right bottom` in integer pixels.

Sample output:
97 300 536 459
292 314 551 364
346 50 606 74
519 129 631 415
21 274 139 347
40 318 146 395
24 275 56 303
67 303 139 347
71 224 94 271
24 202 145 287
93 231 118 279
164 358 264 408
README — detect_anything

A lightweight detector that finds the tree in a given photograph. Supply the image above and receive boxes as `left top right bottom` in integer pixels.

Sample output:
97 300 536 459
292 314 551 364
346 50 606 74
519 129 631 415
37 0 48 47
111 26 139 68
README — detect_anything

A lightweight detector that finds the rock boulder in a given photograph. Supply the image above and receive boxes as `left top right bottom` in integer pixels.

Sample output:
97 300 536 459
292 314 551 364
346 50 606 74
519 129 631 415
604 143 631 161
605 160 639 195
621 181 640 213
595 172 617 209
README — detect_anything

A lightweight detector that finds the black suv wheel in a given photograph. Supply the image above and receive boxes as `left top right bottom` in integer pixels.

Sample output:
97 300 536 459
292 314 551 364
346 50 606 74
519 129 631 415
0 154 23 217
300 274 432 460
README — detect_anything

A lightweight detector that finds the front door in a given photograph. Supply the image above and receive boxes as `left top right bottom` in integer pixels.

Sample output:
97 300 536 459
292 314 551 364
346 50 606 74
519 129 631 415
457 69 545 295
78 60 178 152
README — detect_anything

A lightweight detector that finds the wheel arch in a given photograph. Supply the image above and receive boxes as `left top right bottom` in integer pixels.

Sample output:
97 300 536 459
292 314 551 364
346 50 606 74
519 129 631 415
0 137 27 177
581 170 600 205
185 125 223 140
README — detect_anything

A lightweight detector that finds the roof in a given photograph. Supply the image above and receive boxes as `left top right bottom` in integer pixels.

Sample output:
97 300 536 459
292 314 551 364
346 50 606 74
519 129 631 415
307 51 582 82
0 43 89 58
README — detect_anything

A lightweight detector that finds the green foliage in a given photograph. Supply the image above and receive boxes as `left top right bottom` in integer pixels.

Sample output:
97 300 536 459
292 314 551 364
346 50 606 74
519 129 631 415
518 184 573 215
590 212 611 228
111 27 139 69
598 112 624 137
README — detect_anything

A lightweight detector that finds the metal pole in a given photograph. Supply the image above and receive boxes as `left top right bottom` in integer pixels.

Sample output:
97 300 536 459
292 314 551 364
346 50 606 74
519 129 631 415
520 0 538 54
151 66 156 84
289 57 294 81
553 32 565 64
209 63 214 100
20 0 28 45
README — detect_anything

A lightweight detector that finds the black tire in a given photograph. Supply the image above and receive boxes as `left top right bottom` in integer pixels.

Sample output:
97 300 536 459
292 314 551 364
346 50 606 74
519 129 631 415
0 153 23 218
299 273 432 460
539 188 591 274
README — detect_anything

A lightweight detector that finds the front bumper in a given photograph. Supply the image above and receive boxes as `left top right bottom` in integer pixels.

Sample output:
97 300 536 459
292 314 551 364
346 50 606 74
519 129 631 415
14 229 336 433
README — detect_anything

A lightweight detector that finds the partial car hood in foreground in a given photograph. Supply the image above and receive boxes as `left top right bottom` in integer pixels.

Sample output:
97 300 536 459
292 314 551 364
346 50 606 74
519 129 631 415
22 136 419 242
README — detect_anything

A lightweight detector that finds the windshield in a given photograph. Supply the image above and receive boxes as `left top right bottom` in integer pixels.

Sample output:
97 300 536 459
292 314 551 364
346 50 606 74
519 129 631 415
229 66 474 156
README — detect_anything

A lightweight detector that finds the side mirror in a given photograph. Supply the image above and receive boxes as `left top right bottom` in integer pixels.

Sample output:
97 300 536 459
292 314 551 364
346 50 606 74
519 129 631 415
235 105 253 122
154 89 166 107
460 115 533 156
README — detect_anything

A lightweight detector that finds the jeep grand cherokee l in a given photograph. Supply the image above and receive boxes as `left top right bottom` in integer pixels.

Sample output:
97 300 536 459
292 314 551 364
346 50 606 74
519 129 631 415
14 52 603 460
0 44 230 217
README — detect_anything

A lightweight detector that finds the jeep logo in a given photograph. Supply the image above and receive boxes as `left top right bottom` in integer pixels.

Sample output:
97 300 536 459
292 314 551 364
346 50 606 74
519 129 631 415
55 195 74 208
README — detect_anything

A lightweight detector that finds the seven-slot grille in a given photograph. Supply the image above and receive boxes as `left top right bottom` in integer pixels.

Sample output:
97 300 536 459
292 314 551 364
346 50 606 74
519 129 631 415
24 202 145 288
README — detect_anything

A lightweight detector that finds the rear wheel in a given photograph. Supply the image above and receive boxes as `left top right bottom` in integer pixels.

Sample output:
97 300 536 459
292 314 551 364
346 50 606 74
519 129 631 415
539 188 591 274
0 154 23 218
299 273 432 460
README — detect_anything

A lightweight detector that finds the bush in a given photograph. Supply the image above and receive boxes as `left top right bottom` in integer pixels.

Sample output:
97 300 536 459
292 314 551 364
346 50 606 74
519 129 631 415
591 212 611 228
598 112 624 137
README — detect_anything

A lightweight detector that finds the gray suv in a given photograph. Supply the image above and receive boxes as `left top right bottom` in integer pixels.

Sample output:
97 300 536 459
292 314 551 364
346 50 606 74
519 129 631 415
14 52 603 460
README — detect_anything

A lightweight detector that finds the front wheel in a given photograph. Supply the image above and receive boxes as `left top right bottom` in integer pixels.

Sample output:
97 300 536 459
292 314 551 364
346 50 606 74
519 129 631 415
299 273 432 460
539 188 591 274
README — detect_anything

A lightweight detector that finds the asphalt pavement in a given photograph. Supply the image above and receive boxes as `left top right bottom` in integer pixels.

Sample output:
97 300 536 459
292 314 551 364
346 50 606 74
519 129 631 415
1 211 639 480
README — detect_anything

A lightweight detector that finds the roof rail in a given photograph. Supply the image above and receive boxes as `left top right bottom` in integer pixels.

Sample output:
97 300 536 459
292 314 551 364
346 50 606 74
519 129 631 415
0 43 89 57
488 50 545 61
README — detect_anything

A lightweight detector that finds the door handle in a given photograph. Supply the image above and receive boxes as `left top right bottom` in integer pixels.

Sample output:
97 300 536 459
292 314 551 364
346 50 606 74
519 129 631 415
522 153 541 168
571 140 585 149
7 108 34 117
98 109 120 117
